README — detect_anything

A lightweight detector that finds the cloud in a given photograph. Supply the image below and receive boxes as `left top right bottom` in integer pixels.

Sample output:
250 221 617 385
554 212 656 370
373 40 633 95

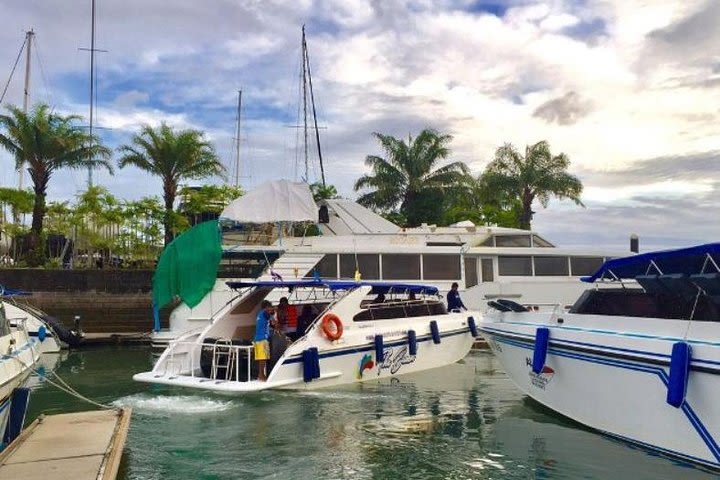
532 91 593 125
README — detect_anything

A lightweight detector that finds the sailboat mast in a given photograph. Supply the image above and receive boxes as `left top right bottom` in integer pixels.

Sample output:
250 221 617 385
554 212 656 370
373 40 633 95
19 29 34 191
88 0 96 188
235 89 242 187
301 25 309 182
303 33 326 187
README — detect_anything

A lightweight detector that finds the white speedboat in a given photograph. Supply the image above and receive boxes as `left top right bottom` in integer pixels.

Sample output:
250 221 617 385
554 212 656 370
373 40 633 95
135 280 478 393
1 288 73 353
480 243 720 469
0 301 40 449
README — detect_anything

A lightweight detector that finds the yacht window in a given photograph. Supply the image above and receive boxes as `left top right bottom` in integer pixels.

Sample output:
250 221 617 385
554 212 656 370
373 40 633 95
307 254 338 278
340 254 380 279
479 236 495 247
465 257 478 288
534 256 570 276
495 235 532 247
423 254 461 280
481 258 494 282
498 256 533 276
532 235 554 247
381 254 421 280
571 257 604 276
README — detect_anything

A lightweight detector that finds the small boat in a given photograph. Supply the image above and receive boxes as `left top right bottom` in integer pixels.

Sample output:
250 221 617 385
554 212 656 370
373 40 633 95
479 243 720 469
0 301 40 449
135 280 478 393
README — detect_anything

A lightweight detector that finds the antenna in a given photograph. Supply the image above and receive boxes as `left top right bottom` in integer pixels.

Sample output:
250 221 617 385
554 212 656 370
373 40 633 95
235 89 242 187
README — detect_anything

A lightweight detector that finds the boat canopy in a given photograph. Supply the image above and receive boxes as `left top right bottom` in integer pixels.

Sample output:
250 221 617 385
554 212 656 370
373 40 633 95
0 287 29 297
581 243 720 283
220 180 317 224
226 279 439 295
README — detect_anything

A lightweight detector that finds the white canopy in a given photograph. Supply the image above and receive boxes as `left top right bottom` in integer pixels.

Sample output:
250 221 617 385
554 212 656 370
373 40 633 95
220 180 318 224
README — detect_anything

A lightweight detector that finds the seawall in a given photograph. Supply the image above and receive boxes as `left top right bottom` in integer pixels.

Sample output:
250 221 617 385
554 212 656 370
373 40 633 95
0 269 169 333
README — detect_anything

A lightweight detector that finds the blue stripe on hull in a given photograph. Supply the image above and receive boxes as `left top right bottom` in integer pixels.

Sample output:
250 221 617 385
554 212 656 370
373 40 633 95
483 328 720 468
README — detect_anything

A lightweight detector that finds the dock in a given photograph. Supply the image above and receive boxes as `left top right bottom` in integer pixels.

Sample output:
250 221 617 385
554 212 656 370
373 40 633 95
0 408 132 480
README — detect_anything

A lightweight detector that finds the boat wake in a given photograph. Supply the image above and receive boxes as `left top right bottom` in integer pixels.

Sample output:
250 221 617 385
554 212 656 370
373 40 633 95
112 394 233 414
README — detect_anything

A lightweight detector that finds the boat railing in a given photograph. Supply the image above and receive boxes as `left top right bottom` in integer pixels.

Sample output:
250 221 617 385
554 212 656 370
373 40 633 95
163 339 254 382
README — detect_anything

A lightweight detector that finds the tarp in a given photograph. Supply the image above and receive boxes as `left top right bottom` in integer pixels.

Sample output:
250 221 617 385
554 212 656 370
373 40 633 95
581 243 720 283
225 279 439 295
152 220 222 311
220 179 317 224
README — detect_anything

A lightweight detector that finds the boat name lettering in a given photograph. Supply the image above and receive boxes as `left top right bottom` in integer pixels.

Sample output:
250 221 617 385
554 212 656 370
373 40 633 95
525 357 554 390
378 346 416 375
365 330 407 341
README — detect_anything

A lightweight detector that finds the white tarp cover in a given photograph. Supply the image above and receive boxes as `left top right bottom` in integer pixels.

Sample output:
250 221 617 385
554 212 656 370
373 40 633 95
220 179 318 223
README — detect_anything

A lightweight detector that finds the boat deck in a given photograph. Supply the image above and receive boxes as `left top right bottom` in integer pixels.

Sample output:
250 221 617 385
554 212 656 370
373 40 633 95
0 408 132 480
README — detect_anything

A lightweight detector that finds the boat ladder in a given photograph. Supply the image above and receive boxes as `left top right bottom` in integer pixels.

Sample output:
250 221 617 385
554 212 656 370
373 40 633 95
211 339 236 380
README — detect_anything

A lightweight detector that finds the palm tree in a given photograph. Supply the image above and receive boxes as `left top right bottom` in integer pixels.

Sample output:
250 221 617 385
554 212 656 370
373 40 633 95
481 141 584 230
310 182 338 202
0 104 112 266
117 123 225 245
354 129 469 227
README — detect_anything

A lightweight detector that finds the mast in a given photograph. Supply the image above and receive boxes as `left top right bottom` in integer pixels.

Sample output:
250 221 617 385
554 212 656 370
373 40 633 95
235 89 242 187
87 0 96 188
301 25 309 182
303 31 326 187
18 29 34 190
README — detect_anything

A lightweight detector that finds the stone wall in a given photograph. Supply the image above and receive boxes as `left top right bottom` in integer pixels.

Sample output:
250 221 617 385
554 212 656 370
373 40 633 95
0 269 170 333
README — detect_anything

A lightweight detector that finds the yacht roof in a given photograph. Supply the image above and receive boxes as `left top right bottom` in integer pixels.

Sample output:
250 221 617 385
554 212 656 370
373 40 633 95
320 199 399 236
226 279 439 294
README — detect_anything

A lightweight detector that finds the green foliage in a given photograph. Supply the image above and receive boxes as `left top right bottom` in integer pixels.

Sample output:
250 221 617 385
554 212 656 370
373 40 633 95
481 141 584 229
310 182 338 202
117 122 225 245
178 184 243 219
354 129 469 227
0 103 112 265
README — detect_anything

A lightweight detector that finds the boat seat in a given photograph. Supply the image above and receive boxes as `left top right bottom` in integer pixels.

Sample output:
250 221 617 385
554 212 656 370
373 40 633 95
635 275 673 296
658 274 699 302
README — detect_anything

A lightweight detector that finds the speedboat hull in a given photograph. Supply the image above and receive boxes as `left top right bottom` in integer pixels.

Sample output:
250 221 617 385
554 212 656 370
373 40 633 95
481 312 720 469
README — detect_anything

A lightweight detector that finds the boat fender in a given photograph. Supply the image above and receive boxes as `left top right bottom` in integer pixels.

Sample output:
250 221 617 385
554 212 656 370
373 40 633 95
532 327 550 374
321 314 344 341
38 325 47 342
3 387 30 446
467 316 478 337
430 320 441 344
302 348 321 382
407 330 417 356
375 335 385 362
667 342 692 408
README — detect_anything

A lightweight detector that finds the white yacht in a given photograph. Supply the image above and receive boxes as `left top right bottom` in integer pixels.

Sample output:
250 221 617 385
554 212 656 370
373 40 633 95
136 280 477 392
151 182 626 349
480 243 720 469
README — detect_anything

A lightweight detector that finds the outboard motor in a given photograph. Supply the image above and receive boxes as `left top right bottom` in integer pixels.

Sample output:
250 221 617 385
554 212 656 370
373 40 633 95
42 314 84 348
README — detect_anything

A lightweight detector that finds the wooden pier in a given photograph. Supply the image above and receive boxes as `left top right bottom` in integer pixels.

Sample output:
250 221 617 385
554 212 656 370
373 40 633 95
0 408 131 480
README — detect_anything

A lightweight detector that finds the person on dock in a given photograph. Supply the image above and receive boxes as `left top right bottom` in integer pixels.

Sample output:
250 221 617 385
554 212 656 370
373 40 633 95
447 282 466 312
254 300 273 381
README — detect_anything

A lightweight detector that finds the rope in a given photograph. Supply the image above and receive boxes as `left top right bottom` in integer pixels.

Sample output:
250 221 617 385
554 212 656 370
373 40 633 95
0 36 27 105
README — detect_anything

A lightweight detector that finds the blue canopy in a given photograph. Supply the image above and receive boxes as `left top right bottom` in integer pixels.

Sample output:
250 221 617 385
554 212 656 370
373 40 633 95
0 287 29 297
225 279 439 295
581 243 720 283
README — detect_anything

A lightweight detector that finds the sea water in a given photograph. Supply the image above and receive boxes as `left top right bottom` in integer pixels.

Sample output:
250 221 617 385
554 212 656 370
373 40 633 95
25 347 716 480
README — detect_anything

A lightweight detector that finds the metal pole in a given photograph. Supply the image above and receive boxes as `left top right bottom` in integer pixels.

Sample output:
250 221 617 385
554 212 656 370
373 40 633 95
88 0 96 188
304 34 326 187
19 29 33 191
235 89 242 187
301 25 309 182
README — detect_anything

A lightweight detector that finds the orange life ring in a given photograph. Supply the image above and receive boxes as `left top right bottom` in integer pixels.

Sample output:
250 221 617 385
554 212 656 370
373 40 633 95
321 313 343 341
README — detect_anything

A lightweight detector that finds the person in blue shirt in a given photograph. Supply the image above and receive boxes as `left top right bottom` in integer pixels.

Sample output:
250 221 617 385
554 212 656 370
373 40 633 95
254 300 274 381
447 282 466 312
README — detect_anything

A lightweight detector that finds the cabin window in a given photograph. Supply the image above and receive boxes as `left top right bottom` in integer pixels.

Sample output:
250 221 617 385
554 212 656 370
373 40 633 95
571 257 605 276
481 258 494 282
495 235 532 247
479 236 495 247
465 257 478 288
532 235 554 247
340 254 380 280
307 254 337 279
498 256 533 276
423 254 461 280
534 256 570 276
381 254 421 280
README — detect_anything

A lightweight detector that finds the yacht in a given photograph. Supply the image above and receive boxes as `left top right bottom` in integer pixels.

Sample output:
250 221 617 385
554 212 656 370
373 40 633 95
151 183 626 350
479 243 720 469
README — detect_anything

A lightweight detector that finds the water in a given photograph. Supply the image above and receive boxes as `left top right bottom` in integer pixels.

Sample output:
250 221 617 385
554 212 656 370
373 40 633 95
25 347 716 479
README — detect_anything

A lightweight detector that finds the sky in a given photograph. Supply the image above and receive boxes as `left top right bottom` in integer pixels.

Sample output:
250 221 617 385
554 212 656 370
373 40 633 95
0 0 718 250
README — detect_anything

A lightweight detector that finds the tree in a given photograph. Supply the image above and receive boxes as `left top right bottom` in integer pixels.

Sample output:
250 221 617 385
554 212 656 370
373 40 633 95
0 103 112 266
442 174 523 228
481 141 584 230
178 184 243 227
354 129 469 227
310 182 338 202
117 123 225 245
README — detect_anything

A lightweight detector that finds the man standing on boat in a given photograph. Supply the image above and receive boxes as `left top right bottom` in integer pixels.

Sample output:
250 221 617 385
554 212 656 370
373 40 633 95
254 300 273 381
447 282 467 312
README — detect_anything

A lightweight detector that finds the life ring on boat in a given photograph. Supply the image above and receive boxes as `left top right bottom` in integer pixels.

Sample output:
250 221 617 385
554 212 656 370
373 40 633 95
321 314 343 341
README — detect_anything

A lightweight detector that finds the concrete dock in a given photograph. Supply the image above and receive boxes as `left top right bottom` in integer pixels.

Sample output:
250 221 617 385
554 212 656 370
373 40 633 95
0 408 132 480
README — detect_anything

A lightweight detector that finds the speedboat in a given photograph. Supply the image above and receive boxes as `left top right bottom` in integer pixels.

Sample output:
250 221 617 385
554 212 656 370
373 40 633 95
0 301 40 449
135 280 479 393
479 243 720 469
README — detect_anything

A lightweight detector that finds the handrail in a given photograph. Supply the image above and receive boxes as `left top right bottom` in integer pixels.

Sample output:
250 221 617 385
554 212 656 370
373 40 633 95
163 339 254 382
